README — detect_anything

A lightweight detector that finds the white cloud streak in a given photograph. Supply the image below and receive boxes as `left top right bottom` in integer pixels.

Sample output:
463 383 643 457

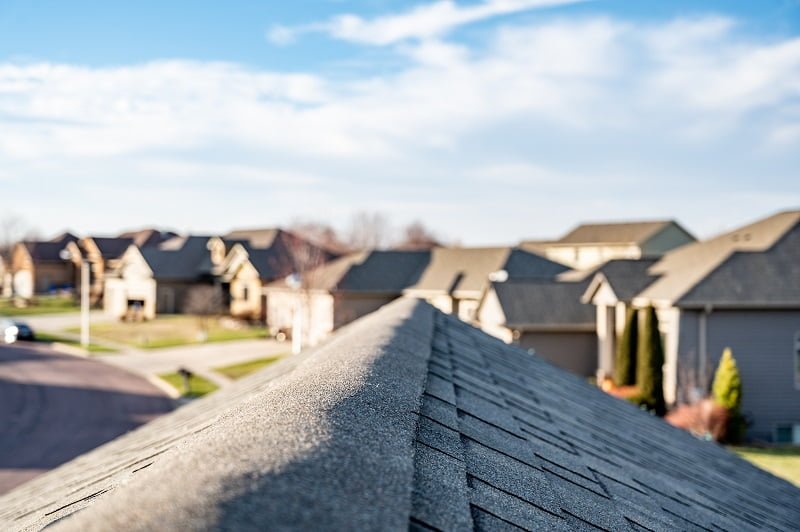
267 0 586 46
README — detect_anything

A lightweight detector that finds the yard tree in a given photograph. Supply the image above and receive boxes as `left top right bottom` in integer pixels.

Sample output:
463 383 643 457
712 347 745 443
615 307 638 386
345 211 393 250
395 221 441 250
635 305 666 416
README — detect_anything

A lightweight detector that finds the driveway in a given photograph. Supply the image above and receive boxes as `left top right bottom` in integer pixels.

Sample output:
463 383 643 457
0 341 173 494
96 339 291 386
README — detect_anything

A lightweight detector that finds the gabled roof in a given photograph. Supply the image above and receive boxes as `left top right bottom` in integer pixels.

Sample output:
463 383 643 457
140 236 217 281
18 240 71 263
337 250 430 293
492 279 595 330
85 237 135 260
555 220 683 245
117 228 177 248
406 247 568 298
569 258 661 304
225 228 280 249
2 299 797 530
636 209 800 307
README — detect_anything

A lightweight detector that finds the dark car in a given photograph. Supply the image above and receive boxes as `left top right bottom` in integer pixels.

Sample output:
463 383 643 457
1 319 35 343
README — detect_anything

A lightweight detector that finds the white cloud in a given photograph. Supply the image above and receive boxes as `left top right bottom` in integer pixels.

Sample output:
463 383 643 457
2 15 800 241
267 0 586 46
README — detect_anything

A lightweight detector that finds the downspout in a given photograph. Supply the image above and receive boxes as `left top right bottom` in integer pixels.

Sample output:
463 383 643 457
698 304 713 387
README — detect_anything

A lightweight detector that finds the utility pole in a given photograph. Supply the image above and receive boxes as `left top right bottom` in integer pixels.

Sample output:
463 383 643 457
80 260 90 347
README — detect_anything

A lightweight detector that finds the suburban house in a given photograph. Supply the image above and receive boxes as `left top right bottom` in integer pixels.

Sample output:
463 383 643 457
0 256 9 297
10 232 79 298
476 278 596 376
4 299 798 531
222 228 340 320
263 250 430 346
103 245 158 320
584 209 800 443
523 219 695 270
403 246 569 322
104 235 229 317
62 236 135 305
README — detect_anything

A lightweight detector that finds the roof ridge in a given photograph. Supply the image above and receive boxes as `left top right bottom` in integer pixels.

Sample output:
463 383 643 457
0 298 434 531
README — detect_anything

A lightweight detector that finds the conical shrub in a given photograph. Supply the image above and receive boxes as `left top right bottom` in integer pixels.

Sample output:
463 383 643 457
614 307 638 386
635 305 666 416
712 347 745 442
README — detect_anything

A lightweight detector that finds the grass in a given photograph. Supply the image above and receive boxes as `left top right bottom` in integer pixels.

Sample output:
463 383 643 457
35 331 118 354
158 372 219 398
66 315 269 350
730 446 800 486
214 356 284 380
0 296 79 316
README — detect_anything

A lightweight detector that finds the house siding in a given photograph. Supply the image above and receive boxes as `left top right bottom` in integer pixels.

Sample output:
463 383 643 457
675 308 800 441
517 331 597 377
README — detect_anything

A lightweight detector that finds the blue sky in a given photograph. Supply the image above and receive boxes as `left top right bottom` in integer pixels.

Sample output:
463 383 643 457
1 0 799 244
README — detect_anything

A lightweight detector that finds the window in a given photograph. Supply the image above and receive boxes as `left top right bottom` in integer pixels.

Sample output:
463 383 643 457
775 424 800 444
795 332 800 389
242 286 249 301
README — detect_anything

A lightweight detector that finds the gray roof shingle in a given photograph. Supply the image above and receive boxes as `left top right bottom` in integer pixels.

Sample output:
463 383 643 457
1 299 797 531
555 220 680 245
140 236 217 281
492 279 595 329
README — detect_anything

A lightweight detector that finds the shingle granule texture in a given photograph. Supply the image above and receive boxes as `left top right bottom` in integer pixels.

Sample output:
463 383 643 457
1 298 799 531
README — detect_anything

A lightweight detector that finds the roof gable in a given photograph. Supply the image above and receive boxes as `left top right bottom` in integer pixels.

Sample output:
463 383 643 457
557 220 677 245
637 209 800 305
2 299 797 530
492 279 595 329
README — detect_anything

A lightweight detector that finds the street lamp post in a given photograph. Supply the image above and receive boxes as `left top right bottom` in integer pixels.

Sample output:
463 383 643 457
285 273 302 355
61 248 90 348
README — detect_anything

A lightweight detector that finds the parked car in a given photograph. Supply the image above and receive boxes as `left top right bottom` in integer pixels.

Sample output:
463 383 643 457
1 319 35 344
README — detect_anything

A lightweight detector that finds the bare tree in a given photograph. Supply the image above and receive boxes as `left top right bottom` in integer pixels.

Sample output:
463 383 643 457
289 220 349 254
345 211 393 250
395 220 441 250
0 216 39 264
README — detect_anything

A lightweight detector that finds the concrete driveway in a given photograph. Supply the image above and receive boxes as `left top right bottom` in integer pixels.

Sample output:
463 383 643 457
0 341 173 494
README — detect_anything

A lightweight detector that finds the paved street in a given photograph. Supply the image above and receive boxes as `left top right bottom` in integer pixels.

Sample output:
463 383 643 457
0 341 174 494
19 310 115 332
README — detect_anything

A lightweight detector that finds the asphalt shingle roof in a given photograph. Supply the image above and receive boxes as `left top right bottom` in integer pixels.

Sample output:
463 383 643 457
492 279 595 329
556 220 678 245
637 209 800 306
337 250 430 293
407 247 568 298
1 298 797 531
140 236 216 281
87 237 134 260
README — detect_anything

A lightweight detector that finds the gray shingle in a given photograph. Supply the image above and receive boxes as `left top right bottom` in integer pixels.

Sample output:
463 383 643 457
1 298 798 531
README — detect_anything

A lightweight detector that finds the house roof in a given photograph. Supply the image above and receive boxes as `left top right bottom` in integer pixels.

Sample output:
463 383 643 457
337 250 430 293
2 298 797 531
140 236 217 281
406 247 568 298
19 240 71 263
636 209 800 307
117 228 177 248
225 228 280 249
492 279 595 329
555 220 679 245
562 258 660 304
86 237 135 260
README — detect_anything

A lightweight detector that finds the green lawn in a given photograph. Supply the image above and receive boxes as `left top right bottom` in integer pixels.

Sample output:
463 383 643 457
66 316 269 349
214 356 284 380
731 446 800 486
35 332 118 354
0 296 79 316
158 372 219 398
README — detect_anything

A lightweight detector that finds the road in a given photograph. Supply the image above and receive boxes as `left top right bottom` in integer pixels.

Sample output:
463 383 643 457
0 341 174 494
96 339 290 388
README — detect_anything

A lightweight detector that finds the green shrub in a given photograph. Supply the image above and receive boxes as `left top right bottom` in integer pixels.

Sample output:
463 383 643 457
712 347 746 443
614 307 638 386
635 305 666 416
